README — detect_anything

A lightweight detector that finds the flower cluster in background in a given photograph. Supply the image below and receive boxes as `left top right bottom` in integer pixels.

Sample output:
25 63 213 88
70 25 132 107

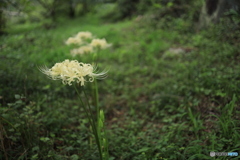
66 31 111 57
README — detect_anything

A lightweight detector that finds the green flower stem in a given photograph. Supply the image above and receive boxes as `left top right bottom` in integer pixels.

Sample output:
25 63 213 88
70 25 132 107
82 88 103 159
93 80 102 155
74 84 93 127
74 85 95 145
94 80 99 123
92 50 99 130
92 50 109 160
74 84 103 160
93 80 109 160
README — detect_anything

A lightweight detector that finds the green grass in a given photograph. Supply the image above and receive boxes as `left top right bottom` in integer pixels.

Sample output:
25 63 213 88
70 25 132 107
1 13 240 160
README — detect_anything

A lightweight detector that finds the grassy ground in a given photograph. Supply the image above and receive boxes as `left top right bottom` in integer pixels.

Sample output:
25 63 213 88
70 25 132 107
1 13 240 160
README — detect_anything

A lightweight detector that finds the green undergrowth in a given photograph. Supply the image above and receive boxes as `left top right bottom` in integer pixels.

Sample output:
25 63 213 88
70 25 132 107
1 13 240 160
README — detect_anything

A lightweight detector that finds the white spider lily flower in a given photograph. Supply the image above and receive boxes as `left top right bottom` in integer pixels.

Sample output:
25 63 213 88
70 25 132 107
76 31 93 40
65 37 83 45
70 46 94 57
39 60 107 86
90 38 112 49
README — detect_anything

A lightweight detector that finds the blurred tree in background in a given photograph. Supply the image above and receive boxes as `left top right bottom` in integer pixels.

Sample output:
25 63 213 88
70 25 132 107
1 0 100 32
0 0 239 33
198 0 240 29
0 1 7 35
35 0 59 21
113 0 240 29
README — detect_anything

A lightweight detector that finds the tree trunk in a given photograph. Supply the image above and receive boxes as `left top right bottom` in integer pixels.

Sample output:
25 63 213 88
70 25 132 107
68 0 75 18
80 1 89 15
198 0 227 29
0 11 5 35
198 0 240 29
0 1 6 35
